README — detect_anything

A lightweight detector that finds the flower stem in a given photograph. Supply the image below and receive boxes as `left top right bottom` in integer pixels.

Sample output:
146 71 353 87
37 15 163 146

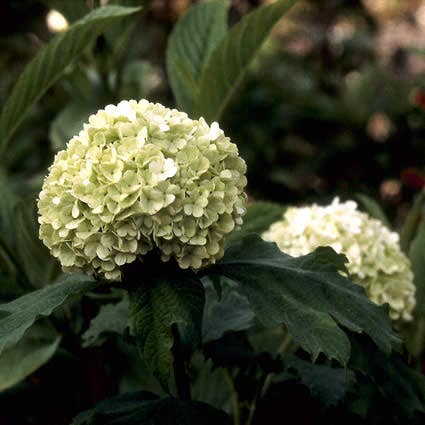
245 389 259 425
172 325 191 400
224 369 241 425
260 332 293 399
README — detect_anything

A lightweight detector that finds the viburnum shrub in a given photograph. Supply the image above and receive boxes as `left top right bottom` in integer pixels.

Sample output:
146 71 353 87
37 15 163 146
0 1 425 425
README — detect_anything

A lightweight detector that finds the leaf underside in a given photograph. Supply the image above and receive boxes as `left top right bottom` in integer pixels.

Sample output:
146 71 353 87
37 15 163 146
129 268 204 389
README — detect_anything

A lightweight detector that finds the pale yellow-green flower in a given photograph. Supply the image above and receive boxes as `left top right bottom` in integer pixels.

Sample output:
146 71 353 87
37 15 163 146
262 198 415 321
38 100 247 281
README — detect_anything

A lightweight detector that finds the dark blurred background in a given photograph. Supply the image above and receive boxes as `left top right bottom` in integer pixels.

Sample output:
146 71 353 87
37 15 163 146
1 0 425 223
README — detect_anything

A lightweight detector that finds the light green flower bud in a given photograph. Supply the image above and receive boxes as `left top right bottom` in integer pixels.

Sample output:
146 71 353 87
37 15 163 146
262 198 415 321
38 100 247 281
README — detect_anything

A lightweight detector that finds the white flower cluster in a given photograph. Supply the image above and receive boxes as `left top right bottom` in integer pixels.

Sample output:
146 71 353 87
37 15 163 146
262 198 415 321
38 100 247 280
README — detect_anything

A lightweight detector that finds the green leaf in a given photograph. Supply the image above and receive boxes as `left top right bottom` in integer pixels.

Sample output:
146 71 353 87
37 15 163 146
194 0 296 122
49 101 99 151
0 178 19 250
166 0 230 114
350 335 425 417
208 235 399 364
278 354 356 407
0 320 60 392
191 354 232 414
226 201 285 246
355 193 390 228
0 5 142 153
410 218 425 316
14 201 60 288
117 339 166 395
400 192 425 253
202 278 255 343
72 391 231 425
129 268 204 389
0 274 97 355
82 296 129 347
404 217 425 357
119 60 154 101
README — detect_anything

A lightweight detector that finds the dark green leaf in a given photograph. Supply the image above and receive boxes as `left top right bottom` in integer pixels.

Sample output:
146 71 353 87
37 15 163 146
0 274 97 354
0 320 60 392
400 192 425 253
166 0 230 114
63 64 100 102
404 217 425 357
226 201 285 246
129 268 204 389
194 0 296 122
410 217 425 316
101 4 144 72
82 295 129 347
350 335 425 417
0 5 142 153
120 60 154 101
208 235 399 364
278 354 356 407
0 178 19 250
202 278 255 343
356 193 390 228
191 354 232 413
248 326 288 355
49 101 99 151
14 201 60 287
117 340 166 396
72 391 231 425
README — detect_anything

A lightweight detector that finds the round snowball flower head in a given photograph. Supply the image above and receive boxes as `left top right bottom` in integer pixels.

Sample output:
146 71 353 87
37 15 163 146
262 198 415 321
38 100 247 281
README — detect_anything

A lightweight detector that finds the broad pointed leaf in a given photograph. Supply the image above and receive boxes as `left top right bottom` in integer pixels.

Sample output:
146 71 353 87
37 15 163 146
194 0 296 122
208 235 399 364
129 268 204 389
0 274 97 354
0 320 60 392
0 178 19 250
82 295 129 347
410 218 425 315
49 101 99 151
14 202 60 288
278 354 356 407
350 335 425 417
191 354 232 413
400 192 425 253
166 0 230 114
202 278 255 343
0 5 141 153
72 391 231 425
404 217 425 356
356 193 390 228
